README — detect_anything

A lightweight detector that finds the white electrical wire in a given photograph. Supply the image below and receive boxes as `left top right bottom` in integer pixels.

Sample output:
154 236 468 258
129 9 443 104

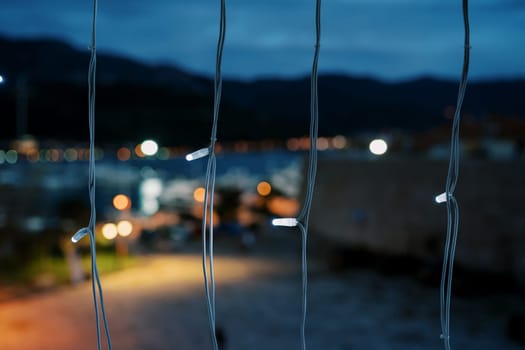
186 0 226 349
437 1 470 349
272 1 321 350
71 1 113 349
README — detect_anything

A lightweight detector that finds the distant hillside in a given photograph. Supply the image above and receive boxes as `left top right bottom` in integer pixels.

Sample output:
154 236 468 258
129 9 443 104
1 35 524 145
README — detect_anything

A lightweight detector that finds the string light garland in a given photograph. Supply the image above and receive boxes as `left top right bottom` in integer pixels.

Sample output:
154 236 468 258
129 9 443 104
434 1 470 349
272 0 321 349
70 0 113 349
185 0 226 348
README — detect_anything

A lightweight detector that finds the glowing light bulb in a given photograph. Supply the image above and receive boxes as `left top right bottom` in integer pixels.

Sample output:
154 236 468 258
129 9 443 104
72 227 90 243
435 192 447 204
272 218 298 227
186 147 209 161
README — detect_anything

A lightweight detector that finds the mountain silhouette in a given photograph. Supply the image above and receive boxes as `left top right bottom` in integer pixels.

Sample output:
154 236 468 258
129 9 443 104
1 35 524 145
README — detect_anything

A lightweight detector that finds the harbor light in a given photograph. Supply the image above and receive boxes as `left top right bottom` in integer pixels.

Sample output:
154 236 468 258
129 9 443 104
140 140 159 156
369 139 388 156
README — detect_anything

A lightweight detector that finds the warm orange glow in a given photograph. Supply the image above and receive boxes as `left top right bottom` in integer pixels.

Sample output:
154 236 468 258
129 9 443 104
332 135 347 149
48 149 60 162
117 147 131 161
27 150 39 163
287 138 299 151
234 141 249 153
317 137 330 151
267 196 300 217
134 144 145 158
117 220 133 237
257 181 272 196
191 205 220 227
113 194 131 211
102 223 118 240
193 187 206 203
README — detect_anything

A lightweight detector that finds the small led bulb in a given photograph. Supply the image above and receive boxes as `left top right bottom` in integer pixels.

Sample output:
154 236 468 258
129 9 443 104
72 227 90 243
435 192 447 204
272 218 298 227
186 147 209 161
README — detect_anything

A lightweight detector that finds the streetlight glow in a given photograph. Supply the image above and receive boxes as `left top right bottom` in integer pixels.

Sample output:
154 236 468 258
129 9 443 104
257 181 272 196
102 223 118 240
117 220 133 237
369 139 388 156
140 140 159 156
0 75 4 84
113 194 131 211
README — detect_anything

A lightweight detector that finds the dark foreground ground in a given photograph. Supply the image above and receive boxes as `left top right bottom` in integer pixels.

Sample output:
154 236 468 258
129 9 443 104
0 232 524 350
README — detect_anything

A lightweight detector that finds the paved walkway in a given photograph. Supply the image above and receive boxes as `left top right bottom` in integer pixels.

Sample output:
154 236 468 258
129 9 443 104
0 248 523 350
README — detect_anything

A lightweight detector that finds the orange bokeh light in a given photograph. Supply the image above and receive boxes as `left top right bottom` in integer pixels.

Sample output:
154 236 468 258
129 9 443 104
257 181 272 196
117 147 131 161
267 196 300 217
193 187 206 203
113 194 131 211
134 144 145 158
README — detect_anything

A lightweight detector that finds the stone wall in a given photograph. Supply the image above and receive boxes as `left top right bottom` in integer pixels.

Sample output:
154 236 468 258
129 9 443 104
310 157 525 284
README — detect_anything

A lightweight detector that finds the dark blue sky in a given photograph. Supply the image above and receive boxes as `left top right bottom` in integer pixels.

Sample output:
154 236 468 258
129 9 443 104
1 0 524 81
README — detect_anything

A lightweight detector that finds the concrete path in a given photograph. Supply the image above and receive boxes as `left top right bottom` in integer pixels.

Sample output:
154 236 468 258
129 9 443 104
0 249 523 350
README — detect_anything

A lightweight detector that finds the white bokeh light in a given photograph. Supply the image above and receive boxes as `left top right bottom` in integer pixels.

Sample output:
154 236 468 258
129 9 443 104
102 223 118 240
117 220 133 237
369 139 388 156
140 178 163 215
140 140 159 156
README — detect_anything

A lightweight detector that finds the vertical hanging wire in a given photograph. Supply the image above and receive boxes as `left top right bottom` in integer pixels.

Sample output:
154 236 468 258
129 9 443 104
200 0 226 349
439 1 470 349
296 1 321 349
86 0 113 349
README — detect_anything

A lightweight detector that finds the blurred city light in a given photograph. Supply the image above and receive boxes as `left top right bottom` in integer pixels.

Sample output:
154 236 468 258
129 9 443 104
113 194 131 211
5 150 18 164
141 140 159 156
287 138 299 151
141 178 162 197
102 223 118 240
117 147 131 161
134 144 145 158
64 148 79 162
140 178 163 215
369 139 388 155
317 137 330 151
117 220 133 237
48 149 60 162
193 187 206 203
257 181 272 196
332 135 347 149
0 75 4 83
